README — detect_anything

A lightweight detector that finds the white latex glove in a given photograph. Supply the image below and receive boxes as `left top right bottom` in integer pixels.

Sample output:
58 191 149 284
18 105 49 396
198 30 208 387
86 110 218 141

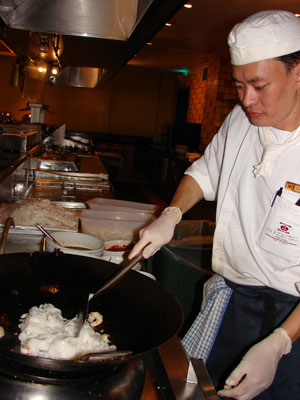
128 207 182 259
218 328 292 400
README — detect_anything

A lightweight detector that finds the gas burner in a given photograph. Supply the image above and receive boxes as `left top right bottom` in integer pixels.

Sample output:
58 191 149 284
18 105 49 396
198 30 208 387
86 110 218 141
0 354 120 383
0 356 145 399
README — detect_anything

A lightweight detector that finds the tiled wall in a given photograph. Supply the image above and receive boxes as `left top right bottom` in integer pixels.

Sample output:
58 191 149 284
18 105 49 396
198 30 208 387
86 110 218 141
185 50 239 150
186 65 207 124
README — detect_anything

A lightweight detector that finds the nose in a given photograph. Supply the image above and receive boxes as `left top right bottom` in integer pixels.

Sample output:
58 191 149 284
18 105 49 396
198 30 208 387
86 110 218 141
240 86 257 108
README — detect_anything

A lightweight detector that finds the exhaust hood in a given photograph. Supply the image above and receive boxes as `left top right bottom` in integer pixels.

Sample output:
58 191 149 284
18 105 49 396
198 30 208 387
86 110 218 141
0 0 144 41
0 0 187 86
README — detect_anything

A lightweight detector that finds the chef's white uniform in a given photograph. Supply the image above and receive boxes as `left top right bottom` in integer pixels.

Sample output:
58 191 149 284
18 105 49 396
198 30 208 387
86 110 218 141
185 104 300 296
183 104 300 398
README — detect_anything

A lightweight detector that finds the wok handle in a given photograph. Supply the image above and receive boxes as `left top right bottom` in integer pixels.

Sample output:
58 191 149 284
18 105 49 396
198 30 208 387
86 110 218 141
92 253 143 298
0 217 14 254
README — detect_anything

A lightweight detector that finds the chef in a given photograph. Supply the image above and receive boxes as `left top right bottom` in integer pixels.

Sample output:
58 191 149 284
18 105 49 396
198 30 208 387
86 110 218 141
129 10 300 400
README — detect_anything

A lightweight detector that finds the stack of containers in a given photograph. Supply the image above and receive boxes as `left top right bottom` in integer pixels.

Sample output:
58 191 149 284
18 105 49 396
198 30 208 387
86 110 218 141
80 198 157 244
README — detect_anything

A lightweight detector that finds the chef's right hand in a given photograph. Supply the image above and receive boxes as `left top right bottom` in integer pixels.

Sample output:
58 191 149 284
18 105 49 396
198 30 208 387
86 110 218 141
128 206 182 259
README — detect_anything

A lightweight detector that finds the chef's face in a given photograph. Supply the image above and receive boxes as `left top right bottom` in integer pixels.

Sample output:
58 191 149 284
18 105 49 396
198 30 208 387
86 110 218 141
232 58 300 131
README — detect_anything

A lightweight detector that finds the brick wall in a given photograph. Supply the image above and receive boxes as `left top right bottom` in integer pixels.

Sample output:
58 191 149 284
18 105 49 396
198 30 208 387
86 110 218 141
185 50 239 150
186 65 207 124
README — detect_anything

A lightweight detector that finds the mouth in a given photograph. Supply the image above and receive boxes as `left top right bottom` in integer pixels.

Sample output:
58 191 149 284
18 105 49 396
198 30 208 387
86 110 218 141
247 111 262 119
246 110 263 119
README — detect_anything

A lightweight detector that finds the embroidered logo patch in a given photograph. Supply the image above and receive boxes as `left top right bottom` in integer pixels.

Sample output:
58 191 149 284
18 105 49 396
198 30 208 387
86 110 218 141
278 222 291 234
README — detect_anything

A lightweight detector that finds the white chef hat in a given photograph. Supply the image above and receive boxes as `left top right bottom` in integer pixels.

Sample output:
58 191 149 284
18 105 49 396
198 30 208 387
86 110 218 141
228 10 300 65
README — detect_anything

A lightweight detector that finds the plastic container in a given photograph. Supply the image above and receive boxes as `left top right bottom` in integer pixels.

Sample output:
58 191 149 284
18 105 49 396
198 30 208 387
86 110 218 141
80 209 155 223
86 198 158 214
80 217 150 242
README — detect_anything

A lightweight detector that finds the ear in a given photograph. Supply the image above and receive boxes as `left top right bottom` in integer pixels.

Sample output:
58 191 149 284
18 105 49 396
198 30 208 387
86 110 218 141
294 62 300 87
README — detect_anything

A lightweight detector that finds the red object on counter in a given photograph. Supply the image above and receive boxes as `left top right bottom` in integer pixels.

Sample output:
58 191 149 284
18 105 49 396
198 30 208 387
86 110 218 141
105 243 134 252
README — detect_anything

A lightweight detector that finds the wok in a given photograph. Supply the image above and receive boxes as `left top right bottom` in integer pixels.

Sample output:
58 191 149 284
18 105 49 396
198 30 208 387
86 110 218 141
0 252 183 373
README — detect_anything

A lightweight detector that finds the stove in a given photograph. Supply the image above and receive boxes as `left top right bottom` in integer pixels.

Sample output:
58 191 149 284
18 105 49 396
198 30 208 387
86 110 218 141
0 356 145 399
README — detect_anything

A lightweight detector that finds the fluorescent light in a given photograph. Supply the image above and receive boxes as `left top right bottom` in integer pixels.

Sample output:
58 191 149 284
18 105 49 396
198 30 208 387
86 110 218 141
165 22 172 27
184 4 192 8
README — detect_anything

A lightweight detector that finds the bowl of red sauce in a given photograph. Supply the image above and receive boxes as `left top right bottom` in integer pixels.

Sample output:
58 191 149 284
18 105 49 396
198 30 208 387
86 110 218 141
103 240 134 257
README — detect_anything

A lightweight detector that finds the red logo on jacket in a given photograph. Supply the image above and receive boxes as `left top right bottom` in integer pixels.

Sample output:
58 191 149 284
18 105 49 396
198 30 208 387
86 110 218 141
278 222 291 234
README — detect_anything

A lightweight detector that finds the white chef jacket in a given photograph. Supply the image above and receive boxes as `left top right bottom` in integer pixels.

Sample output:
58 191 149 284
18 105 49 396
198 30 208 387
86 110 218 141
185 105 300 296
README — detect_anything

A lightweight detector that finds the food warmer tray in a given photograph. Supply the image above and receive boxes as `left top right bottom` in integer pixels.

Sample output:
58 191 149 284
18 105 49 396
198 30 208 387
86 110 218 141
0 225 78 236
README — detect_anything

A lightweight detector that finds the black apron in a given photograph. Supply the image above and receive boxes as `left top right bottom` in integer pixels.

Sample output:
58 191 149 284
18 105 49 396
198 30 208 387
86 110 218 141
206 279 300 400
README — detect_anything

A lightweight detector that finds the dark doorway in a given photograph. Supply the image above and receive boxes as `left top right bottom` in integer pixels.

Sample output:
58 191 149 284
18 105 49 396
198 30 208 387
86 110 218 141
175 87 190 122
171 87 201 151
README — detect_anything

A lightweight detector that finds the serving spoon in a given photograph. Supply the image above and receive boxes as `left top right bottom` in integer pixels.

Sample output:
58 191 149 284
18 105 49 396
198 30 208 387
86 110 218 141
36 224 94 251
36 224 62 247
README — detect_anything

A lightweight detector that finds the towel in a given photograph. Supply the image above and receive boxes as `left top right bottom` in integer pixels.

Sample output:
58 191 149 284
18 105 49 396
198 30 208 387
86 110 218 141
181 274 232 363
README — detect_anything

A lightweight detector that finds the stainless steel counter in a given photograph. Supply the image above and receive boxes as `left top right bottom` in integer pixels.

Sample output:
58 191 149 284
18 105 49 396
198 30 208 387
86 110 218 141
3 232 43 254
0 137 114 203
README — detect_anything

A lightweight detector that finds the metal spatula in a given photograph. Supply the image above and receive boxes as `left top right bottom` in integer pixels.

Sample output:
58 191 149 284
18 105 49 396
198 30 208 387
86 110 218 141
92 253 143 297
74 253 143 336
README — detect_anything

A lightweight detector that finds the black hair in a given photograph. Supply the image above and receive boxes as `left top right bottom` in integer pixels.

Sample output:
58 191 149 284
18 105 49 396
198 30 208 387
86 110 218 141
277 51 300 73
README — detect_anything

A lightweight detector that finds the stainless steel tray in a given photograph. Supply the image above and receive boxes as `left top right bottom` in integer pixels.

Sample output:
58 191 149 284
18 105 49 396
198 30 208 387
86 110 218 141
52 201 87 209
2 233 44 253
0 225 78 236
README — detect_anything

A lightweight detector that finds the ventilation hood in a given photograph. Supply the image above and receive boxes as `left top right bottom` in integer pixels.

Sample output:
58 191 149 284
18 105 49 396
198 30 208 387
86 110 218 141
0 0 143 41
0 0 187 86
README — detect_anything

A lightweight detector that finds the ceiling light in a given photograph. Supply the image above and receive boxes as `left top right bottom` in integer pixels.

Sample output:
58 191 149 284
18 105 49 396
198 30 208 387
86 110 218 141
165 22 172 27
184 3 192 8
51 67 58 75
295 13 300 17
147 42 152 45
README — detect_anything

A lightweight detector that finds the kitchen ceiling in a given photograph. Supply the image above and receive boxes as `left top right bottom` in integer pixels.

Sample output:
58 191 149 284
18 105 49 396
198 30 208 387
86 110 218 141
1 0 300 86
0 0 188 85
129 0 300 72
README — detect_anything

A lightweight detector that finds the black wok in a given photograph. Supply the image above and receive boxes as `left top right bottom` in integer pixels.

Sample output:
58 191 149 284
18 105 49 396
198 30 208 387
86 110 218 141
0 252 183 373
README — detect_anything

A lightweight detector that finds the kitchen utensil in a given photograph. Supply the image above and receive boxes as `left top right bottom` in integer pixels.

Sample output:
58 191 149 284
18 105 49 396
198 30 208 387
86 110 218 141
0 252 183 372
36 224 61 247
78 349 133 361
74 252 143 336
73 291 90 337
94 253 143 296
0 217 14 254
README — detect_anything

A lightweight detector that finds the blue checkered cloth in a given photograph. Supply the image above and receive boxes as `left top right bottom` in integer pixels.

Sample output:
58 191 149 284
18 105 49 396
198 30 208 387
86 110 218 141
182 274 233 363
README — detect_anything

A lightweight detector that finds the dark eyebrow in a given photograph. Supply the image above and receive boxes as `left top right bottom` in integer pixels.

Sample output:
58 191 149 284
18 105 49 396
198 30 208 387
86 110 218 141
231 75 263 84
